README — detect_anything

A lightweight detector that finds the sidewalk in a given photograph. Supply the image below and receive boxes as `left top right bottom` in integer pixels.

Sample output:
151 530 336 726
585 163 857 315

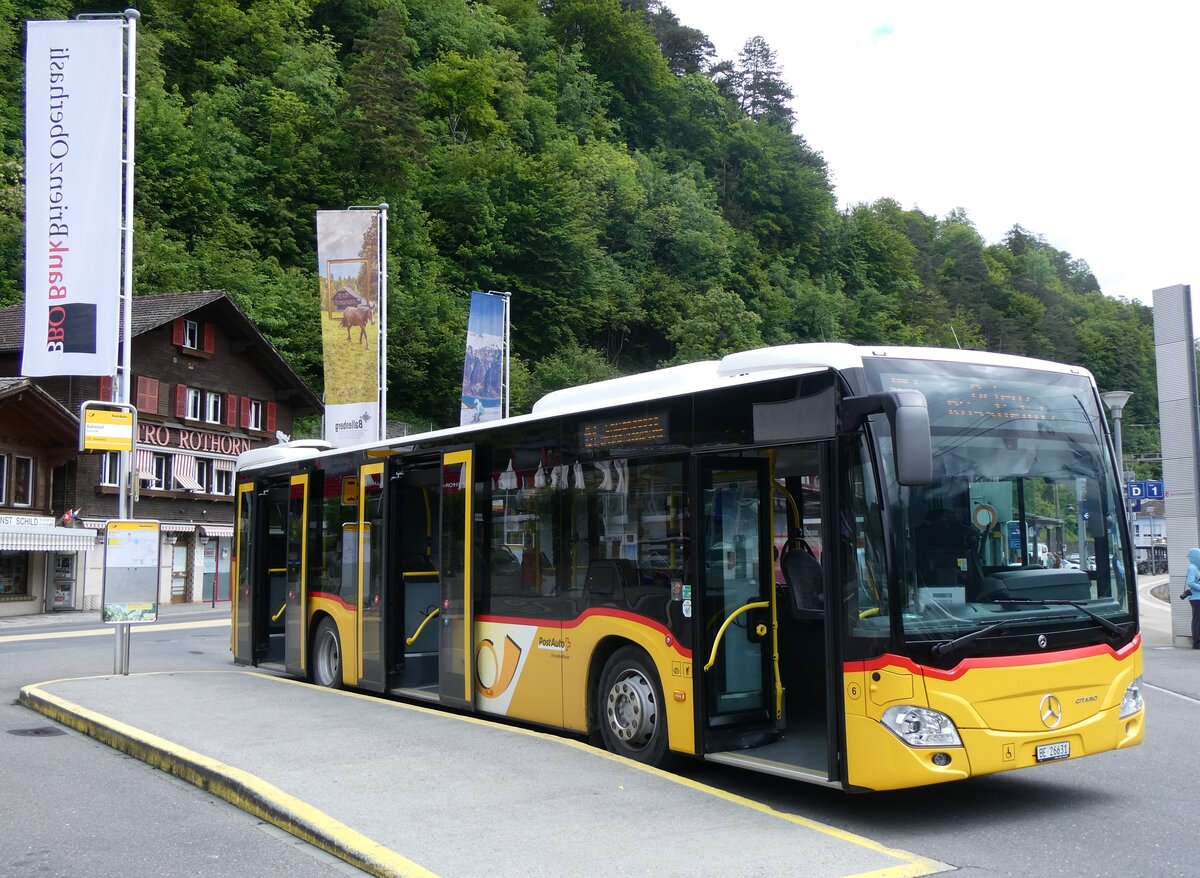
0 601 229 629
19 669 950 878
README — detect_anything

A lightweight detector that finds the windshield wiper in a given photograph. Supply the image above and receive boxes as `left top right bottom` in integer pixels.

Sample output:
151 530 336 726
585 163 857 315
991 598 1129 638
931 620 1012 657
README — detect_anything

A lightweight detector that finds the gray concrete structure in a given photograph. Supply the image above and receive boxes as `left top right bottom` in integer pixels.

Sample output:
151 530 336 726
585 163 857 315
1151 283 1200 647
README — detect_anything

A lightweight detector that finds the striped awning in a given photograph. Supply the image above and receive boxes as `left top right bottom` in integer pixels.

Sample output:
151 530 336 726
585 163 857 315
135 449 156 480
0 525 96 552
172 454 204 492
213 458 235 472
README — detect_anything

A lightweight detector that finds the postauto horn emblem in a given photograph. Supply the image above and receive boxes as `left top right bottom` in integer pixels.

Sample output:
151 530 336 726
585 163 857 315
1039 694 1064 729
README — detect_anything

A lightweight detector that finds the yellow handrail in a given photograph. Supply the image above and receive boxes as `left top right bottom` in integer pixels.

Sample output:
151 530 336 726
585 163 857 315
271 603 286 622
406 607 441 646
703 600 769 671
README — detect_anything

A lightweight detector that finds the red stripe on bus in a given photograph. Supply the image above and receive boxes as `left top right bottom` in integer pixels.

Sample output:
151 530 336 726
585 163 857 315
309 591 357 611
845 632 1141 680
476 607 693 658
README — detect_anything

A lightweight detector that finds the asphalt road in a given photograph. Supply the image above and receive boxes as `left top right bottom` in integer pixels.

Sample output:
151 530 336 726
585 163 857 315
3 580 1195 878
0 606 356 878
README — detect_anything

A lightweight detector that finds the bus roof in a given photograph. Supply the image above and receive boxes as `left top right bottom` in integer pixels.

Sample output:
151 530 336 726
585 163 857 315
236 342 1094 473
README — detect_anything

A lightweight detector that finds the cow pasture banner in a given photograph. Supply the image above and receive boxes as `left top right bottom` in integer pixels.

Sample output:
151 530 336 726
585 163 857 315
23 19 124 377
317 209 383 447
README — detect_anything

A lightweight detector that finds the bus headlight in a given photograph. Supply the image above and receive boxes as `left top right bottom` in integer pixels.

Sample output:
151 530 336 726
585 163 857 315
1119 676 1144 719
881 705 963 747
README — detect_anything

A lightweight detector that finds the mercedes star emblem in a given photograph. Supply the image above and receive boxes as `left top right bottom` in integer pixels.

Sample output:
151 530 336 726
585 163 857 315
1040 694 1063 729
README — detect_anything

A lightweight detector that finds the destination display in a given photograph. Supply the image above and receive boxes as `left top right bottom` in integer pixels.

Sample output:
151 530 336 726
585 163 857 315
582 412 668 449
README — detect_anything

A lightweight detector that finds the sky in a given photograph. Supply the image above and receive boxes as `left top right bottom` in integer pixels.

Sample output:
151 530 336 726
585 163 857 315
671 1 1198 311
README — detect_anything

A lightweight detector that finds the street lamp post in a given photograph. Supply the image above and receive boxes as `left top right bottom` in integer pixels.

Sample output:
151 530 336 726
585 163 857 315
1101 390 1133 551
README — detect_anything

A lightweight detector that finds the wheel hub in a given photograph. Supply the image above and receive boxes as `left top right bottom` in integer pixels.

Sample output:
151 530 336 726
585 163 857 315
606 670 657 748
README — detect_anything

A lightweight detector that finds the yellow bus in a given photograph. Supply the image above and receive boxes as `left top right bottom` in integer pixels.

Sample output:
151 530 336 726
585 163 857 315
232 343 1143 791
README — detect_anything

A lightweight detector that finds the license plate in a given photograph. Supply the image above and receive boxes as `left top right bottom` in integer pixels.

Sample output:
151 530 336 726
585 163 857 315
1036 741 1070 762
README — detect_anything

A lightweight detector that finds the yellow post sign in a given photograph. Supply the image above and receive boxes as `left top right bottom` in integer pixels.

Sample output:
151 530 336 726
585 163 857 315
82 406 135 452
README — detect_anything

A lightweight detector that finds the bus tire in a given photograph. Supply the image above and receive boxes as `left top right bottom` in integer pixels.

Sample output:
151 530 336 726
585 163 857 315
597 646 669 766
311 618 343 689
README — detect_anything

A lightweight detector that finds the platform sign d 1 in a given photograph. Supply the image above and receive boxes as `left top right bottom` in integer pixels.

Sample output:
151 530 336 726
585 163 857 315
102 520 160 623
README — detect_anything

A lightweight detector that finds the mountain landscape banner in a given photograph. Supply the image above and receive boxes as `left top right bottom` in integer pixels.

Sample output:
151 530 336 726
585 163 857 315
460 291 506 426
22 19 123 377
316 209 383 447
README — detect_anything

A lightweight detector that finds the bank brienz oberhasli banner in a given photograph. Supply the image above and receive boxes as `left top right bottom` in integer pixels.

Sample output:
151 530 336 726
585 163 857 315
316 209 383 447
22 19 123 377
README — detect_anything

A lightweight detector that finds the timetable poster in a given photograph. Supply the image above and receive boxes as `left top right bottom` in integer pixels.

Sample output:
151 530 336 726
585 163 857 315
102 520 161 623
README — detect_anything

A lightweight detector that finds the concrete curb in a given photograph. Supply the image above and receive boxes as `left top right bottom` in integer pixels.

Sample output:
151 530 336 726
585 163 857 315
18 681 436 878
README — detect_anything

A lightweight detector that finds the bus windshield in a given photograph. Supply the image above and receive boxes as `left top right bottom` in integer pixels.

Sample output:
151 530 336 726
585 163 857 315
862 356 1135 656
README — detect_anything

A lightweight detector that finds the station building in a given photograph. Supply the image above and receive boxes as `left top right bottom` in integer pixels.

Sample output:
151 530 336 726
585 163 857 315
0 290 322 617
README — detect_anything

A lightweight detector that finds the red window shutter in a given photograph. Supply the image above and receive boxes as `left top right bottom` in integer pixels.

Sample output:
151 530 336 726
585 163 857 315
172 318 185 346
226 394 238 427
147 378 160 413
203 323 215 354
175 384 187 418
98 376 113 401
240 397 251 429
266 402 277 433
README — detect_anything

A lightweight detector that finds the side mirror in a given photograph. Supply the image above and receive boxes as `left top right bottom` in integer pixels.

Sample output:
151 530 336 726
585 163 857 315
840 390 932 486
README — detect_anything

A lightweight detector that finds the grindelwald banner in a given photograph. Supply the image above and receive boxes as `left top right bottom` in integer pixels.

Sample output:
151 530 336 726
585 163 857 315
22 19 123 377
316 209 383 447
460 291 505 426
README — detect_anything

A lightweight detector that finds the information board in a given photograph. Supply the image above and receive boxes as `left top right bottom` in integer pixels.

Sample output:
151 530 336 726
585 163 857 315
102 520 160 623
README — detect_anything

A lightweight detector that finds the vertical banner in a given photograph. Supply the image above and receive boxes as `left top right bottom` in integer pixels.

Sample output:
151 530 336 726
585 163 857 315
317 209 383 447
23 19 124 377
461 291 506 426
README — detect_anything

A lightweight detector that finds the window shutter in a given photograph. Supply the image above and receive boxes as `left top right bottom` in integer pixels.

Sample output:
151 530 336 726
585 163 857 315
98 376 113 401
265 402 277 433
172 318 185 346
149 379 160 413
226 394 238 427
175 384 187 418
240 397 252 430
203 323 215 354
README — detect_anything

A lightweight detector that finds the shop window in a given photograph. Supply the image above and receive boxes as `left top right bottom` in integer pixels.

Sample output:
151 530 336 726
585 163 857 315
99 452 121 487
12 456 33 507
215 469 234 496
0 552 29 597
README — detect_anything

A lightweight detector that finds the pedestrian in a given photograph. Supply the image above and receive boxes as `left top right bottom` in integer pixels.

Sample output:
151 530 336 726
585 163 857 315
1183 547 1200 649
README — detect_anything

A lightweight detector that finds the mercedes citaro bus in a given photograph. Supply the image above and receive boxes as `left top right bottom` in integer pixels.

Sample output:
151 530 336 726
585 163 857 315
232 343 1143 791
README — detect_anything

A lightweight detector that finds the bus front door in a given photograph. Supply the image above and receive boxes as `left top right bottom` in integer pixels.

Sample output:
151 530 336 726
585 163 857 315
697 450 836 782
698 458 777 751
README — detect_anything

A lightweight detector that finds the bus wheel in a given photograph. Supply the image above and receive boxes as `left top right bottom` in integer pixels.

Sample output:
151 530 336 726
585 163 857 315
598 646 668 766
311 618 342 689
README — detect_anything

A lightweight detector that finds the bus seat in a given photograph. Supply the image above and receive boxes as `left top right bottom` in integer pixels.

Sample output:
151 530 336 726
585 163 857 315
782 541 823 617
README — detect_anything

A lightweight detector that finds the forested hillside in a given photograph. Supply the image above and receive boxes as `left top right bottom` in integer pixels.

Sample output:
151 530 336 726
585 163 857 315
0 0 1159 473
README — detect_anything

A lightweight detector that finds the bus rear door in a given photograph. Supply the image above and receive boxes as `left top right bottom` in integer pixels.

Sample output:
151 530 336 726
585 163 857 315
236 473 309 672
